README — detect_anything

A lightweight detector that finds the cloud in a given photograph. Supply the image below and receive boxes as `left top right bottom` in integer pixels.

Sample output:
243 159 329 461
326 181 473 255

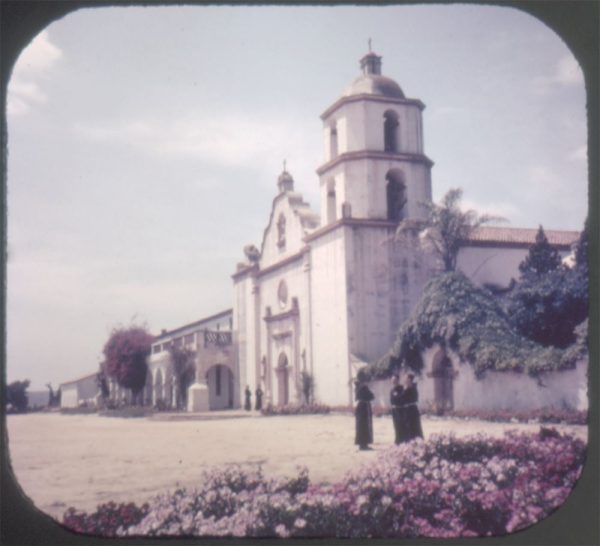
7 30 63 116
568 145 587 162
527 165 561 192
530 54 584 95
461 198 517 223
554 56 584 86
429 106 463 118
72 111 322 190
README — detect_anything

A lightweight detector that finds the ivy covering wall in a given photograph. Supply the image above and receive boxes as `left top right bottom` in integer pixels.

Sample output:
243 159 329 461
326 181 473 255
367 272 587 380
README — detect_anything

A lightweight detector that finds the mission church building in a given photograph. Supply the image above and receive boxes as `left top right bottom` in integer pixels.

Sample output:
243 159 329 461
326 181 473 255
228 48 580 412
63 49 581 412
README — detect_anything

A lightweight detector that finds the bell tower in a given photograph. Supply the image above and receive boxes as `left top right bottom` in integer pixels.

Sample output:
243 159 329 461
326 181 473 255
317 49 433 225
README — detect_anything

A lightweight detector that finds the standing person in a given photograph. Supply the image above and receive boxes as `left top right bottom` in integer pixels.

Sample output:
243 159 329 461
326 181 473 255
354 371 375 451
389 374 406 445
402 373 423 440
244 386 252 411
255 385 263 411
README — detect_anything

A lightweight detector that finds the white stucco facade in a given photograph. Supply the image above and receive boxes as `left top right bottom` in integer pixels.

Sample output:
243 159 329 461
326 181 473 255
145 309 234 411
370 344 587 413
60 373 99 408
230 50 582 411
62 50 582 414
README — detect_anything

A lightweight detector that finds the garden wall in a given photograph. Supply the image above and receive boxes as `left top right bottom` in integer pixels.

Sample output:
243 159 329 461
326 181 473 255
370 352 588 413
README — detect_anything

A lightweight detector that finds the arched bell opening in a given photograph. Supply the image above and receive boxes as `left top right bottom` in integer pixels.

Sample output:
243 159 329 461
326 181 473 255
386 169 407 222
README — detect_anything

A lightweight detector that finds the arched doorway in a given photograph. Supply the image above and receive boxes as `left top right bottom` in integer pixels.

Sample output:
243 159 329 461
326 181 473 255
276 353 290 406
206 364 234 410
432 352 454 413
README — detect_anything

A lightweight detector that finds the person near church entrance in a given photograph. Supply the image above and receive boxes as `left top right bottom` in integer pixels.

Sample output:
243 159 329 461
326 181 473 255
389 374 406 445
244 386 252 411
401 373 423 441
354 371 375 451
255 386 263 411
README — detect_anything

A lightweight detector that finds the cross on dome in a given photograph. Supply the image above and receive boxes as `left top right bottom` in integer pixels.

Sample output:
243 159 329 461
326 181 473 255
277 160 294 193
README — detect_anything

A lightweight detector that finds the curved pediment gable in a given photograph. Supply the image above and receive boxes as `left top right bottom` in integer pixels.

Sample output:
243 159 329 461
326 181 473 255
258 191 320 269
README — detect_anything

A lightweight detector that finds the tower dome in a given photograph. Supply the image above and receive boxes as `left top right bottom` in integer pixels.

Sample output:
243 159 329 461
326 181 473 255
277 162 294 193
343 51 405 99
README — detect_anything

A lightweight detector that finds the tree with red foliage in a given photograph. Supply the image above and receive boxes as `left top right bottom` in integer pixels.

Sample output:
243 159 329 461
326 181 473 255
102 325 153 405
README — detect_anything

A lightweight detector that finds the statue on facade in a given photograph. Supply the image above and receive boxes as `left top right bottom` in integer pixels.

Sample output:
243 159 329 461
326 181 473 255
243 244 260 263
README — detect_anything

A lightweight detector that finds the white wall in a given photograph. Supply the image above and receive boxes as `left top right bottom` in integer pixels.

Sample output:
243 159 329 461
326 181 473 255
259 193 316 268
60 384 78 408
78 375 99 404
60 375 99 408
346 228 439 365
457 245 571 287
207 365 234 410
255 257 308 406
309 226 352 405
318 157 431 223
369 343 588 413
363 100 424 154
323 99 424 156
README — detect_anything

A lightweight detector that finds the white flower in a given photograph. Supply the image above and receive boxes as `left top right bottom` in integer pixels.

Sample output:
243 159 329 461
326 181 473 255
294 518 307 528
275 524 290 538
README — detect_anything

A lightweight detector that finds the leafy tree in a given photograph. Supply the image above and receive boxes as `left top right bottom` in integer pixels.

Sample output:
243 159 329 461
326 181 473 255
506 221 588 349
406 188 503 272
6 380 30 413
96 370 110 400
167 344 196 409
102 325 153 405
518 225 562 277
46 383 61 407
505 267 587 348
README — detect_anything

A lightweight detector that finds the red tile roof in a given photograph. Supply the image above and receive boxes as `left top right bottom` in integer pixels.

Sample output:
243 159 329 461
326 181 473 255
465 226 580 248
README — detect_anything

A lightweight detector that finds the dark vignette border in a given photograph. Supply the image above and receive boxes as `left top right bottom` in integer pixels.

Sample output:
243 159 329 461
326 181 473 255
1 1 598 545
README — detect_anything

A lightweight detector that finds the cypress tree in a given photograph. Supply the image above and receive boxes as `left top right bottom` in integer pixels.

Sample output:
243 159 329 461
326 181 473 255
518 225 562 277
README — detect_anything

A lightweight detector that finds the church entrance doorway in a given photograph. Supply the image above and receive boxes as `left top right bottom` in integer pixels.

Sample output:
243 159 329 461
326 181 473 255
432 352 454 414
206 364 234 410
276 353 289 406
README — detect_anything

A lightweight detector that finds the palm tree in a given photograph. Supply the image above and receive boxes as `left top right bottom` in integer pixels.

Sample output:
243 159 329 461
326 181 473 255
398 188 504 272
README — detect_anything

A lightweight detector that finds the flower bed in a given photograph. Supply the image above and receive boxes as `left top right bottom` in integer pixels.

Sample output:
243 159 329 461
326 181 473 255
261 403 331 416
62 502 149 536
62 428 585 538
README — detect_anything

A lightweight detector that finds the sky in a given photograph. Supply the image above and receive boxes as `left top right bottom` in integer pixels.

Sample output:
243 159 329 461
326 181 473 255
6 5 588 390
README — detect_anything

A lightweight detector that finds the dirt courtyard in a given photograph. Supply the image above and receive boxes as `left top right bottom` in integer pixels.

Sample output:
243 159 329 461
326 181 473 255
6 411 587 521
